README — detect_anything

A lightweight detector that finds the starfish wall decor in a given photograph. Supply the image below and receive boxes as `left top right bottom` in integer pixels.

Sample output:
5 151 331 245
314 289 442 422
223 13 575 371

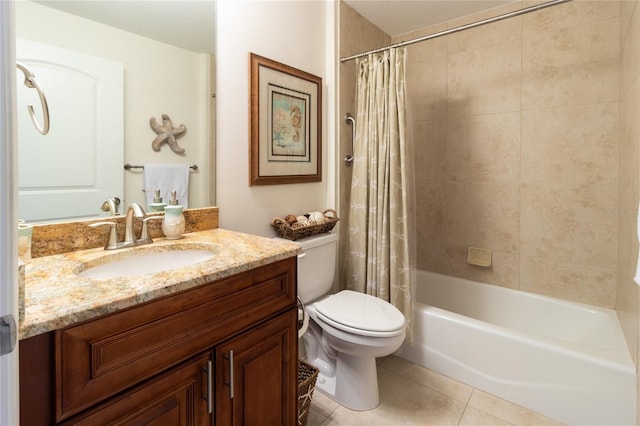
150 114 187 154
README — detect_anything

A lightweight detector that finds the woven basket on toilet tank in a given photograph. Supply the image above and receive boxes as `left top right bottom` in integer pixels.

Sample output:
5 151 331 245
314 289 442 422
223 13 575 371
272 209 339 241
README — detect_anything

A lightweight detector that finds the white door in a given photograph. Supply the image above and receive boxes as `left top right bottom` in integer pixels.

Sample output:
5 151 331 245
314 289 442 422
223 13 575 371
16 38 123 223
0 2 20 425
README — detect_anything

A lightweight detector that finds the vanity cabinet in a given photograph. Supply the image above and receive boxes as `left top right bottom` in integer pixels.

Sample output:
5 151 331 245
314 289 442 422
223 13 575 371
20 257 298 425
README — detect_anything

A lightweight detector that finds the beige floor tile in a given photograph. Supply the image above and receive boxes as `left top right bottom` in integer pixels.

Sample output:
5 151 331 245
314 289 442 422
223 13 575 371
459 405 514 426
468 390 565 426
336 367 465 425
309 358 564 426
311 390 339 417
305 407 328 426
324 405 381 426
380 355 473 404
376 372 464 425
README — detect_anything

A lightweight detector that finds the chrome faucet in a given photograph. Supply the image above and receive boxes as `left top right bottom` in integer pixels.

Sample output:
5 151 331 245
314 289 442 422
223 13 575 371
100 197 121 216
90 203 163 250
123 203 146 246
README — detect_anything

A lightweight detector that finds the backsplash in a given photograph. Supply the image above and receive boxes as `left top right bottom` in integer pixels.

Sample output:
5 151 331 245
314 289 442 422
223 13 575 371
30 207 219 258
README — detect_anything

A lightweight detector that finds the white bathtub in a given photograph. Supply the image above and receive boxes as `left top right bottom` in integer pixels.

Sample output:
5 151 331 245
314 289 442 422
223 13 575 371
396 270 636 425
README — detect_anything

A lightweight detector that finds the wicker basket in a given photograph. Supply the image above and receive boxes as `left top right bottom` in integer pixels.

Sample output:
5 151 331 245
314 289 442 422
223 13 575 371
272 209 339 241
297 360 319 426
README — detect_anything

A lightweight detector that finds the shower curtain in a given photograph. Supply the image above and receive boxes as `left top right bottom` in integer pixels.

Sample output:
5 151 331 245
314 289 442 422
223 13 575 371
345 47 414 331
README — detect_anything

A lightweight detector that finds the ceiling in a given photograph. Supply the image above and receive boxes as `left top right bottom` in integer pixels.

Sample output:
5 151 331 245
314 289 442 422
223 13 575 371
34 1 516 54
33 1 215 54
343 0 513 37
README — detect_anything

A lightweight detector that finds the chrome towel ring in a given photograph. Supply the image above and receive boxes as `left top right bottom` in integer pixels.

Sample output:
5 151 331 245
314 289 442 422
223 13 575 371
16 62 50 135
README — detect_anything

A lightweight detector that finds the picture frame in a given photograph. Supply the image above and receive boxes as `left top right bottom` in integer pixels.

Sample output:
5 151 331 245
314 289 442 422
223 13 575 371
249 53 322 185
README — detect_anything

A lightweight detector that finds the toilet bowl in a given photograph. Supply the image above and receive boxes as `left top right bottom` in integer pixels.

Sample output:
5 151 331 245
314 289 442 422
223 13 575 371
288 233 406 411
305 290 405 410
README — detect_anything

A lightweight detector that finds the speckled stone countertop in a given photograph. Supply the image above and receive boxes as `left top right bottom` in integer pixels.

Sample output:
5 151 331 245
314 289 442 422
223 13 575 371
20 228 300 340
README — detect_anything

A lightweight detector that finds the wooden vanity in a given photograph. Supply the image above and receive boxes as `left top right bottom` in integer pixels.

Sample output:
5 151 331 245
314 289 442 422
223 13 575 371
18 227 300 425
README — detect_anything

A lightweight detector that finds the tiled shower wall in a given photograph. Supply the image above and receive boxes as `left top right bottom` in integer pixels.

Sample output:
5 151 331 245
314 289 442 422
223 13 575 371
617 0 640 400
394 1 621 308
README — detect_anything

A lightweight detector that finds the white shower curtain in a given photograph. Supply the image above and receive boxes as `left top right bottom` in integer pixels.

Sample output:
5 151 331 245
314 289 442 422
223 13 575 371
345 47 414 332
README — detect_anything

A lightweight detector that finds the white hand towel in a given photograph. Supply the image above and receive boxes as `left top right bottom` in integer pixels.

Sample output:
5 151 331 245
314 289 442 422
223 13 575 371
143 164 189 209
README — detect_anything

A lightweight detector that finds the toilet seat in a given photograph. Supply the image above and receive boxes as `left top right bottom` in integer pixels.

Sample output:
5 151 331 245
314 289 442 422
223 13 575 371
314 290 405 338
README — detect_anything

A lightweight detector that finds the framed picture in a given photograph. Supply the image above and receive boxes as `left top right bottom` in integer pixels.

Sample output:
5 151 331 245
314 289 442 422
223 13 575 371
249 53 322 185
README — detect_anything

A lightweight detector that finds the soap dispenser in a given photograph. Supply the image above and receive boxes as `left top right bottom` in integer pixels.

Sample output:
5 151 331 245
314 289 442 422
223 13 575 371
162 191 185 240
148 189 167 212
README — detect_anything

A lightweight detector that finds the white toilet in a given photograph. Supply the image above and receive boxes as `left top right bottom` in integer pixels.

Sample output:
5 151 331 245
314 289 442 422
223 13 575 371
294 232 406 411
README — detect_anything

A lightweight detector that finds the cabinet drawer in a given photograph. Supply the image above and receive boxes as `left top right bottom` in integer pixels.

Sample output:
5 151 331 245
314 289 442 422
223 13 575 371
56 257 296 421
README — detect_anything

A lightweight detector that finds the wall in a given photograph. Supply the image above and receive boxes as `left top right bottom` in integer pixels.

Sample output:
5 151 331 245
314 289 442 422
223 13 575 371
15 1 213 210
616 0 640 418
394 1 620 308
216 0 336 237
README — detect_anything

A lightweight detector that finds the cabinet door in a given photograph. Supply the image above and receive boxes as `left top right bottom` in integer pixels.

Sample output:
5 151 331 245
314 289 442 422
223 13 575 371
216 309 297 426
63 352 214 426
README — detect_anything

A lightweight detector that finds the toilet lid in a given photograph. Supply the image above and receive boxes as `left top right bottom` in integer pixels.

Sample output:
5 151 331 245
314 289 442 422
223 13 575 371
314 290 405 333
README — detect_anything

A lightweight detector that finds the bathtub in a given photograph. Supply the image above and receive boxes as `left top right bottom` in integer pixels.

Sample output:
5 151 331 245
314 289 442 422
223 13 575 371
396 270 636 425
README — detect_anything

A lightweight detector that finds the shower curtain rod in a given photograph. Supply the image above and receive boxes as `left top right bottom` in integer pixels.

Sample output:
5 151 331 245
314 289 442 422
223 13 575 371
340 0 572 63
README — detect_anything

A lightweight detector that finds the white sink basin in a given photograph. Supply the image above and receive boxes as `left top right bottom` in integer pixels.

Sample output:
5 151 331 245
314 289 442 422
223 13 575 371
78 249 216 279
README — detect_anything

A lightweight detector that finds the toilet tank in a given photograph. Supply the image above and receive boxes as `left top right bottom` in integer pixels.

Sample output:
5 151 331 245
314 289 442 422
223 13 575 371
296 232 338 303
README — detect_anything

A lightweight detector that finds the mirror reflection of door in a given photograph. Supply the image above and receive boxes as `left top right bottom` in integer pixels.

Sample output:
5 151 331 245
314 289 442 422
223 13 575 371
16 38 124 223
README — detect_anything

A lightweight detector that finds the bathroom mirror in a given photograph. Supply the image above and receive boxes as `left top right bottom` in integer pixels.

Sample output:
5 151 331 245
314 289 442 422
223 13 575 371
15 0 216 223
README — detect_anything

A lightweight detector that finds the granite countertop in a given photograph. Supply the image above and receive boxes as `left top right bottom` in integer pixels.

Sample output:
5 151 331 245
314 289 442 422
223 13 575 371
20 228 301 340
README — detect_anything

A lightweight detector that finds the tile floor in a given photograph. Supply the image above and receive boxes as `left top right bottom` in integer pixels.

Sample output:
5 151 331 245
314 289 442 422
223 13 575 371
305 356 565 426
